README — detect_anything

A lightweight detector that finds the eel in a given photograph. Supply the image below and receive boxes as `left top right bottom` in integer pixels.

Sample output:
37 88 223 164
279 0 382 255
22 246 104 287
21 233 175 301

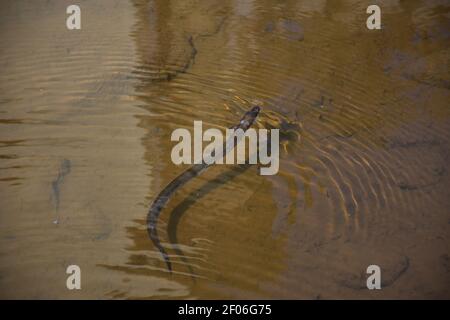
147 106 261 272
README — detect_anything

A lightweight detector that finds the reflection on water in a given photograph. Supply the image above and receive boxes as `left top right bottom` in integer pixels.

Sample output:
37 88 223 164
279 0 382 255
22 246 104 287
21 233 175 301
0 0 449 298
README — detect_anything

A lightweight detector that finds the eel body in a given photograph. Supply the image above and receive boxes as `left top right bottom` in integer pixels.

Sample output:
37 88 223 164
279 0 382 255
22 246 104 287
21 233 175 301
147 106 261 272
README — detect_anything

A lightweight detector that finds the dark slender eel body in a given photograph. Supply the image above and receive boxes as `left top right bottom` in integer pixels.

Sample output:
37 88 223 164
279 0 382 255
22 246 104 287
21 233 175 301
147 106 261 272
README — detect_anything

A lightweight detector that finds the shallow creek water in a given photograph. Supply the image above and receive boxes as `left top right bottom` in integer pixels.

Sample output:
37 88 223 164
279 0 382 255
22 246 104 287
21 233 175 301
0 0 449 298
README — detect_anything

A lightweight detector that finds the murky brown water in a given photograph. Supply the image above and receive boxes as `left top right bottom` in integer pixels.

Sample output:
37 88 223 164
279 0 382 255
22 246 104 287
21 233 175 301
0 0 449 299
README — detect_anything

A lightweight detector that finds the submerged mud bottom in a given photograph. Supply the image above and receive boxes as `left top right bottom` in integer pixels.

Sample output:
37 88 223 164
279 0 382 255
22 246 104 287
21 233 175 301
50 159 71 225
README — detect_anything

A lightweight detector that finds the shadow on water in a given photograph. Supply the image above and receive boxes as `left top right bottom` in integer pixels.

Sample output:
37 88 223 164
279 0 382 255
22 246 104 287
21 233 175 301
167 164 253 277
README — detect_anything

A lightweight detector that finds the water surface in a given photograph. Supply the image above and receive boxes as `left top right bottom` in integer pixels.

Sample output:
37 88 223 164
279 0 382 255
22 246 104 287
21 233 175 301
0 0 449 299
